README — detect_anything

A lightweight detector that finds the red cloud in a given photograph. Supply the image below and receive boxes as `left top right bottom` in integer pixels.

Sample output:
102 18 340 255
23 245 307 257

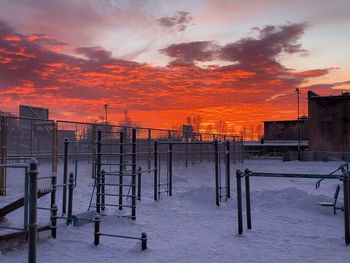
0 20 348 129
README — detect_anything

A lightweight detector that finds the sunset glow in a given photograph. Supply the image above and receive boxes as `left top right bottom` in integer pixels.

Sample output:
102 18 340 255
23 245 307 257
1 1 349 133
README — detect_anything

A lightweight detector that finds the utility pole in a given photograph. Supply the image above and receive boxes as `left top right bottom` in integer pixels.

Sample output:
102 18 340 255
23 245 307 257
296 88 300 160
104 104 108 124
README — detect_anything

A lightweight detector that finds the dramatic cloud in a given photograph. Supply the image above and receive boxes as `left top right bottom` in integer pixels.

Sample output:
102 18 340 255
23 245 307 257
160 41 219 66
158 11 193 32
0 20 347 129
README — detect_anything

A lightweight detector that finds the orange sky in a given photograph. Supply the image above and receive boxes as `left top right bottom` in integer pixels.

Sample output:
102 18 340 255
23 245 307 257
1 4 350 135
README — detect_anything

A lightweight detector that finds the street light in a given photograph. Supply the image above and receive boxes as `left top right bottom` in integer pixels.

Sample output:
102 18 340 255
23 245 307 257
104 104 108 124
296 88 300 160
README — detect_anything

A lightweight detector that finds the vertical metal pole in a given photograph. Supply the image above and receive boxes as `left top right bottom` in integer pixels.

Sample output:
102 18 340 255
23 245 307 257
141 232 148 251
119 131 124 210
101 170 105 211
28 159 38 263
343 171 350 245
67 172 74 225
233 138 236 164
154 141 158 201
50 204 57 238
91 125 97 179
51 122 58 176
0 116 7 196
50 173 57 211
131 128 137 220
148 129 151 171
296 88 301 161
24 166 29 230
137 167 142 201
94 216 100 246
62 138 68 215
185 135 189 168
199 134 203 163
169 144 173 197
225 140 231 198
236 170 243 235
214 139 220 206
96 129 102 214
244 169 252 230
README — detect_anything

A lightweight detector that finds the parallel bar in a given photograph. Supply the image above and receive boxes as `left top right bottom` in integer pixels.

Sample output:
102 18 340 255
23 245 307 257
343 172 350 245
101 170 105 211
119 131 125 210
249 172 339 179
244 170 252 230
154 141 158 201
137 167 142 201
28 159 38 263
214 139 220 206
131 128 137 220
225 140 231 198
62 138 68 216
168 144 173 197
96 129 102 214
236 170 243 235
67 172 74 225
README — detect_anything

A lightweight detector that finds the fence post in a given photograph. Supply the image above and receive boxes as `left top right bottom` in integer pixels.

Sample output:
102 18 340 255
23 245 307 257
50 204 58 238
28 158 38 263
131 128 137 220
141 232 148 251
67 172 74 225
94 215 100 246
119 130 125 210
62 138 69 215
0 115 7 196
343 171 350 245
137 167 142 201
244 169 252 230
214 139 220 206
168 143 173 197
236 170 243 235
225 140 231 198
154 141 158 201
96 129 102 214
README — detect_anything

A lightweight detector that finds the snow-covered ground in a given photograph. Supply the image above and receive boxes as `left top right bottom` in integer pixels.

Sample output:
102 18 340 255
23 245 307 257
0 159 349 263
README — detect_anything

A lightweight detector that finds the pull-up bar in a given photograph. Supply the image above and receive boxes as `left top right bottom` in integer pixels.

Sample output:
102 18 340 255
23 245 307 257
235 167 350 246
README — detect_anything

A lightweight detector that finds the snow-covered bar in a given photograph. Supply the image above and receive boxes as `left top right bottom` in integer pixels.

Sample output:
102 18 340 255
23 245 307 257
246 172 340 179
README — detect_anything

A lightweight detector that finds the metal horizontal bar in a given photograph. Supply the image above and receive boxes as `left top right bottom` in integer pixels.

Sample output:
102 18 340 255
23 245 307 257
248 172 340 179
99 173 136 177
157 142 213 145
98 163 133 166
103 193 136 197
38 176 56 180
95 203 135 208
99 233 143 241
101 183 136 187
0 225 26 231
100 142 135 146
0 164 28 169
37 207 51 211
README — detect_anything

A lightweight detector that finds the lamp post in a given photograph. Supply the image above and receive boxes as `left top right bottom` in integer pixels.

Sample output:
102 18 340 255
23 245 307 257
104 104 108 124
296 88 300 160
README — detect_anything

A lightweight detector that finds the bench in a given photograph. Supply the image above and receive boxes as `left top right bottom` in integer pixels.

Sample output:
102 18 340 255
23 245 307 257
317 185 344 214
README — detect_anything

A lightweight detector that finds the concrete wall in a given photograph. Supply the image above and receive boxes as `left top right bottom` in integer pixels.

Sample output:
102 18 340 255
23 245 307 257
308 94 350 152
